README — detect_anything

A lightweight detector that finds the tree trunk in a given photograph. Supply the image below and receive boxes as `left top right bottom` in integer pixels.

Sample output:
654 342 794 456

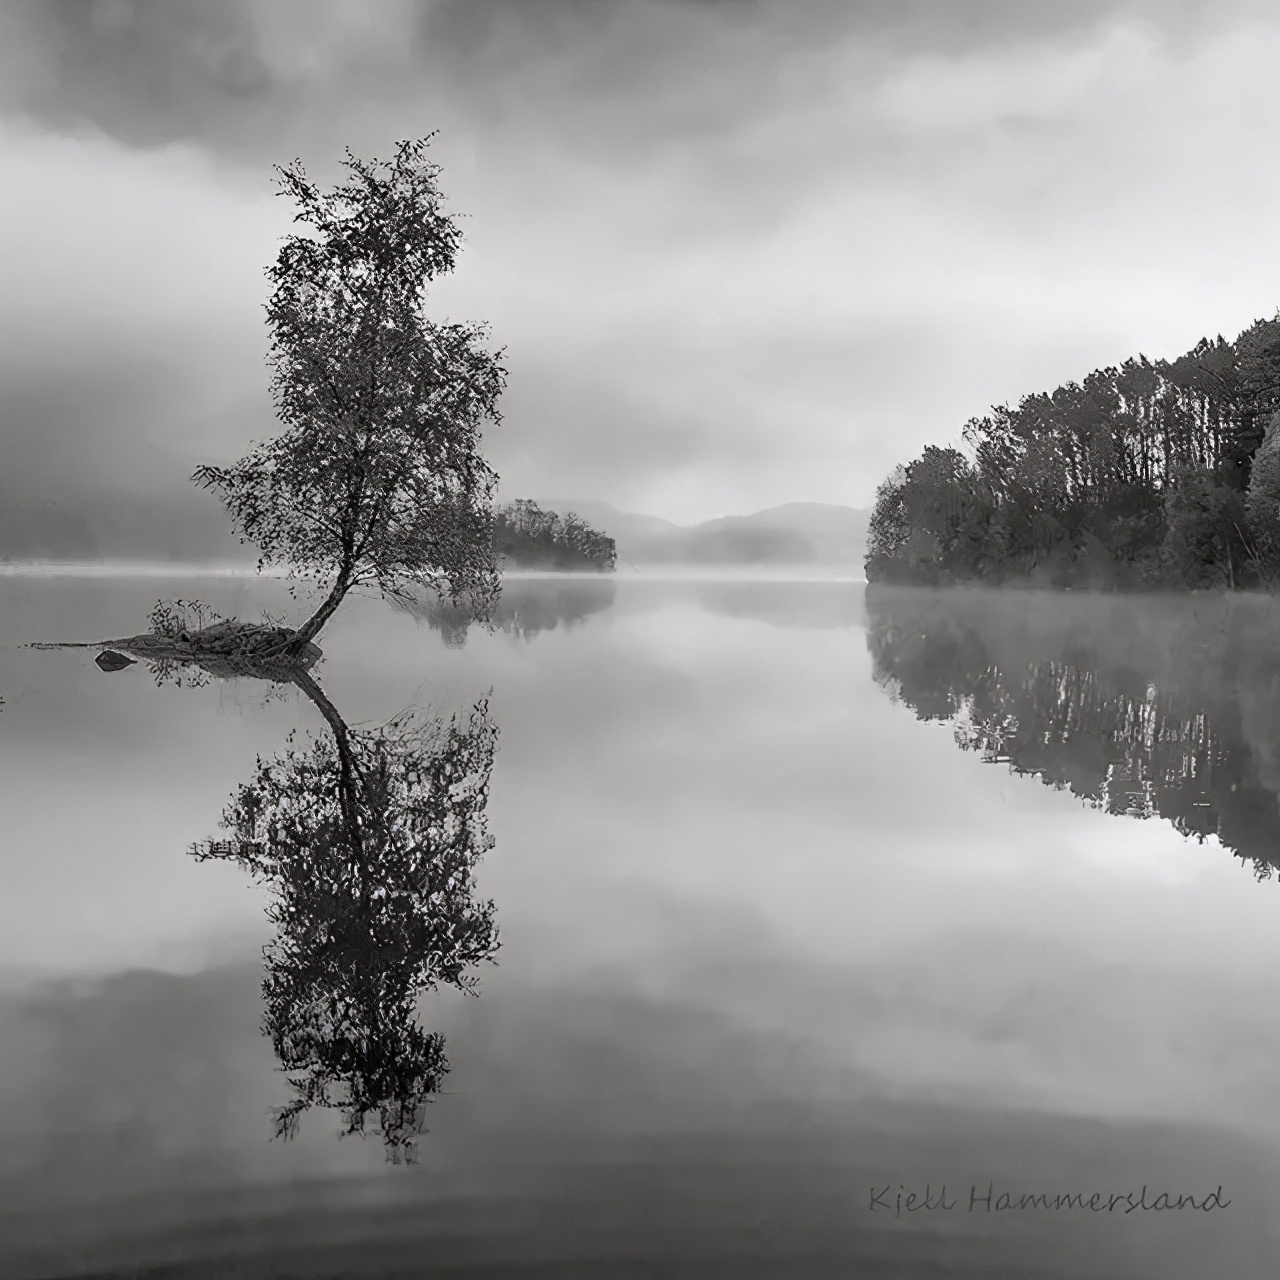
289 572 352 650
291 667 364 859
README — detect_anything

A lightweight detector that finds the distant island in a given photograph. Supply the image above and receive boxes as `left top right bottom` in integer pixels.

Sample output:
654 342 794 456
866 316 1279 590
494 500 615 571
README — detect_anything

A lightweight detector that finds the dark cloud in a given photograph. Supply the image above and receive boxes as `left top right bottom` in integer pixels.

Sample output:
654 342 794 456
0 0 283 148
0 0 1242 167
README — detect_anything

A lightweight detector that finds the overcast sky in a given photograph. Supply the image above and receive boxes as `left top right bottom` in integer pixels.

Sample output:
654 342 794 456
1 0 1277 523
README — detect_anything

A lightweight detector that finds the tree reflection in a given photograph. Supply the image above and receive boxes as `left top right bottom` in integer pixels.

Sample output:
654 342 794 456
866 587 1280 878
189 668 500 1162
396 577 616 646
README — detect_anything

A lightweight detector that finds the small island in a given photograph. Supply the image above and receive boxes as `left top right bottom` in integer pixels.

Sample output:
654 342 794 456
866 316 1279 590
493 499 616 572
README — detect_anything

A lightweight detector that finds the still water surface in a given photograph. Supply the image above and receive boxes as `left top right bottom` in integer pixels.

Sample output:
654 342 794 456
1 575 1277 1279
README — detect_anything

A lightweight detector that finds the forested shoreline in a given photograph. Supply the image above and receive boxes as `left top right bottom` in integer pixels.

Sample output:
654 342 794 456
866 317 1280 589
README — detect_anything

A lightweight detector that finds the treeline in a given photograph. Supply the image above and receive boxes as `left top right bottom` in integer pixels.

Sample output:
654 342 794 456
866 317 1280 589
494 499 616 571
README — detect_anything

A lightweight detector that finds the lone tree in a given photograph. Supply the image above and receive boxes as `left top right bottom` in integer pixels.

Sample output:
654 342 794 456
195 138 505 655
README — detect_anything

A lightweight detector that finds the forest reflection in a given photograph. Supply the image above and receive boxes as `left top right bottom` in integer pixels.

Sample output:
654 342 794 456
184 667 501 1162
866 586 1280 877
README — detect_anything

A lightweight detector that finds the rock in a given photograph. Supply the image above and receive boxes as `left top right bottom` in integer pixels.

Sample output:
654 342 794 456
95 650 136 672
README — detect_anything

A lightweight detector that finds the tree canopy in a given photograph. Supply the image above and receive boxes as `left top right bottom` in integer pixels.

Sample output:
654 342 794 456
194 138 505 649
866 316 1280 589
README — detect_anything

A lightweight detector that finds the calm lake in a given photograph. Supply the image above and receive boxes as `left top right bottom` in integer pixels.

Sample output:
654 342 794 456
1 573 1278 1280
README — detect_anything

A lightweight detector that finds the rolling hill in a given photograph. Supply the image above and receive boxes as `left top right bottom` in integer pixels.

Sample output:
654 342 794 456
537 500 868 569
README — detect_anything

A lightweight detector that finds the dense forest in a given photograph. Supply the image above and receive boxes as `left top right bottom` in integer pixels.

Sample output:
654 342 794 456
866 588 1280 877
866 317 1280 589
494 500 616 571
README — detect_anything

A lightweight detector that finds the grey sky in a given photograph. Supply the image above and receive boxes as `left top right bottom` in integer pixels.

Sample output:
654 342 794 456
1 0 1276 522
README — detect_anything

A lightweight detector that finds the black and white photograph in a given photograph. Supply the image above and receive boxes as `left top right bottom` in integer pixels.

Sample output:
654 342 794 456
1 2 1278 1277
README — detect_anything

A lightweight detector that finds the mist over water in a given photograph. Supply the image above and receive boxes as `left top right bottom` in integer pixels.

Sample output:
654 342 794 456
2 575 1278 1279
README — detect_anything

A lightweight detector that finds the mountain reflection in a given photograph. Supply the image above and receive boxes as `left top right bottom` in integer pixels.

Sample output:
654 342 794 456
866 587 1280 877
187 667 500 1162
397 577 616 646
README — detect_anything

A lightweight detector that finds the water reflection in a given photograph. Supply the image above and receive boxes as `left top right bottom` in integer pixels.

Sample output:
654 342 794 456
101 651 500 1163
866 586 1280 877
695 580 865 630
397 577 616 645
395 577 867 645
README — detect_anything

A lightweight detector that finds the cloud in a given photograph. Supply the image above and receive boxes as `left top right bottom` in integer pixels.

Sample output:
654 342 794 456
0 1 1249 166
0 0 1276 526
4 2 1270 164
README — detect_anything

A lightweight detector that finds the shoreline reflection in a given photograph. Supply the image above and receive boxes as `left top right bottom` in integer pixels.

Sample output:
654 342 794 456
866 587 1280 878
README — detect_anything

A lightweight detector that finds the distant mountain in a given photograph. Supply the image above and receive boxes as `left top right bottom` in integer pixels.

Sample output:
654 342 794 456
534 500 679 547
537 500 868 568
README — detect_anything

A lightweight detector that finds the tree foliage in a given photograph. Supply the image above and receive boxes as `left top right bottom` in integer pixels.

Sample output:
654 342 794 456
194 138 505 648
1246 412 1280 578
867 316 1280 589
1161 466 1250 589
